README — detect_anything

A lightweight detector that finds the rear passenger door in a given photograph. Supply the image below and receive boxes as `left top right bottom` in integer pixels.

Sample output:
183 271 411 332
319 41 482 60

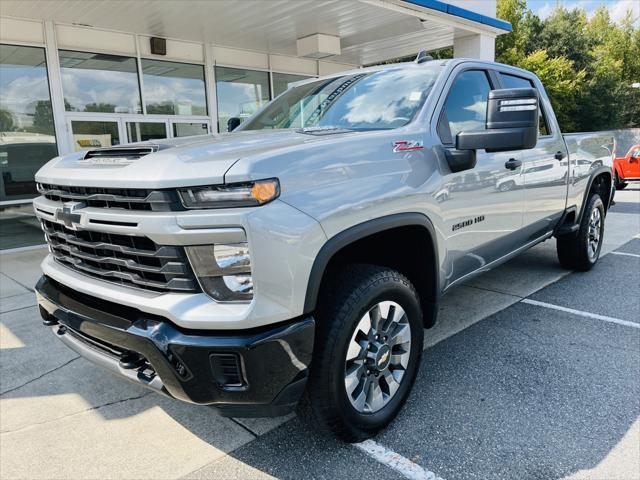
498 73 568 236
435 68 525 283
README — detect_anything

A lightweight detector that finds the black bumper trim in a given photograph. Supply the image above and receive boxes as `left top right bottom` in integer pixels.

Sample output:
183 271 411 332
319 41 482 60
36 276 315 415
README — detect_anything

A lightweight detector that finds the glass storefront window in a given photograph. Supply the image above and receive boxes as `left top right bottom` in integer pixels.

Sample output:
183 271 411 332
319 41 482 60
215 67 270 132
59 50 141 114
142 59 207 116
272 72 311 97
172 122 209 137
0 44 58 204
70 120 120 151
126 122 167 142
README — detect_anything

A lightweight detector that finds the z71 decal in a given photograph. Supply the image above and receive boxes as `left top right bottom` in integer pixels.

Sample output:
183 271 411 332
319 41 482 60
392 140 424 153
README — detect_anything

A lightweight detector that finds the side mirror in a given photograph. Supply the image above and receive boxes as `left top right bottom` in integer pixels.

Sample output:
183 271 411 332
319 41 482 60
456 88 539 153
227 117 241 132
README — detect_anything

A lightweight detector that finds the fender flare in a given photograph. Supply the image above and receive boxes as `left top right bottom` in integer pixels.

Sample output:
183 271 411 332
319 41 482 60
302 212 440 318
578 166 613 221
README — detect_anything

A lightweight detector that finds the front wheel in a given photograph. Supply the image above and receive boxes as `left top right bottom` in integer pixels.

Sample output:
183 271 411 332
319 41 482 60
300 265 424 442
557 193 605 271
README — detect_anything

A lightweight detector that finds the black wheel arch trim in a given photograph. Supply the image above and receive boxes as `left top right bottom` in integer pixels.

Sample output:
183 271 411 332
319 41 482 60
579 166 613 221
303 212 440 323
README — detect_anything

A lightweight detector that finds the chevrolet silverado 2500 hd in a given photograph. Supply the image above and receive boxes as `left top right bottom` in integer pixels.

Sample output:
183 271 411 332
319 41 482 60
34 57 615 442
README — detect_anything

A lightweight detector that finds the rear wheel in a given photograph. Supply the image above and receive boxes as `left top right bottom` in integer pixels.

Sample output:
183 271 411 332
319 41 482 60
300 265 423 442
556 193 605 271
614 172 627 190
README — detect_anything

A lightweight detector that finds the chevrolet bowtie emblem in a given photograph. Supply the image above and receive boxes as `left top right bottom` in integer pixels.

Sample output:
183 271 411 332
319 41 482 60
56 201 85 230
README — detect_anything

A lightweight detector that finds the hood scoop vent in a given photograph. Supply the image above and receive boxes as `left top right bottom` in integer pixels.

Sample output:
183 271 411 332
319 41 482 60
78 145 161 166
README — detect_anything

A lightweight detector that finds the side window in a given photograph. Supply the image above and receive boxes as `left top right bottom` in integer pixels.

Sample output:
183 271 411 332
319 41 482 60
439 70 491 143
499 73 550 137
632 150 640 158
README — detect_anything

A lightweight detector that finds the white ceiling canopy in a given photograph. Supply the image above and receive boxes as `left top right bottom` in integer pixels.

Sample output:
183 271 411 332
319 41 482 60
0 0 505 65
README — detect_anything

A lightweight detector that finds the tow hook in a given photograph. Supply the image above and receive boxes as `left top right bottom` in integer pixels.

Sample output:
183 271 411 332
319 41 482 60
119 351 146 370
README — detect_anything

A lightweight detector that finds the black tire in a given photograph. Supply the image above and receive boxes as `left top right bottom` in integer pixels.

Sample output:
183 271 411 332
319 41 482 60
556 193 605 271
300 264 424 442
614 173 627 190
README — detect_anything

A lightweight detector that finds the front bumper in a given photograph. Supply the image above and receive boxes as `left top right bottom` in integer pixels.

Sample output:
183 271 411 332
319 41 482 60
36 276 315 417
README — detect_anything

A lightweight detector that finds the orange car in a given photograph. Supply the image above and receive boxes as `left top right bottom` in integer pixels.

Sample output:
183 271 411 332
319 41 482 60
614 144 640 189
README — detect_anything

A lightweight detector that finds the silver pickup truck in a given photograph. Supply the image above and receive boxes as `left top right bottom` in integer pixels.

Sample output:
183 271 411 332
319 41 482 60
33 57 614 441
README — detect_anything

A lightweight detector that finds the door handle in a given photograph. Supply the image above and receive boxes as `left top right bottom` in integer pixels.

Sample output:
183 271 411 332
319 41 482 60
555 151 565 161
505 158 522 170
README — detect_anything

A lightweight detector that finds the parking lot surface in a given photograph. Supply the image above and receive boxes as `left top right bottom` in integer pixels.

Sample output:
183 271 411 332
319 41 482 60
1 186 639 480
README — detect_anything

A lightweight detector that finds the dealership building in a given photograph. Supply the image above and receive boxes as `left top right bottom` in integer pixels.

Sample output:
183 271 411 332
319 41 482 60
0 0 510 249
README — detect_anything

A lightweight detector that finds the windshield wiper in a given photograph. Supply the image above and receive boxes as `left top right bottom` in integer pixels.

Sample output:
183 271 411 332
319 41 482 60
297 125 356 135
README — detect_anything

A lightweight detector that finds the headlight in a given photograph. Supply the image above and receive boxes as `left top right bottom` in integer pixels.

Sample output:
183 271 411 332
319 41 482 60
178 179 279 209
186 243 253 302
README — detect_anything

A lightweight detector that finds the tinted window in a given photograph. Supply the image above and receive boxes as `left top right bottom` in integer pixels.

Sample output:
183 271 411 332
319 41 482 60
0 44 58 202
142 59 207 115
59 50 141 113
441 70 491 140
500 73 550 136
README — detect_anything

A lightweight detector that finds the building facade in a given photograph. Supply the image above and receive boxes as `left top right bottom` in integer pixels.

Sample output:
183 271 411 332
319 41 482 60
0 0 510 249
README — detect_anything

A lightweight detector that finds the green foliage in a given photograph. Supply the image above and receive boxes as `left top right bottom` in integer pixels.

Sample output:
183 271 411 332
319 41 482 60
496 0 640 132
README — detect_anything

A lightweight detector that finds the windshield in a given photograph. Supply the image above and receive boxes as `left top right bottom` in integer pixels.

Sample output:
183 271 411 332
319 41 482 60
241 66 442 132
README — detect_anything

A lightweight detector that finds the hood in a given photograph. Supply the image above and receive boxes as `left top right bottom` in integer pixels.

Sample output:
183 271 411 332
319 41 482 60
35 129 343 189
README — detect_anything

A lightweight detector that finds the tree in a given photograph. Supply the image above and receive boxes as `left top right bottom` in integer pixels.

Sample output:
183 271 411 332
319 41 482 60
495 0 640 132
519 50 585 131
0 108 14 132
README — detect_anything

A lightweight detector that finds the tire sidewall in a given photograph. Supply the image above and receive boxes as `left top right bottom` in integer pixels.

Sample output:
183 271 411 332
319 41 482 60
328 278 423 433
581 195 605 267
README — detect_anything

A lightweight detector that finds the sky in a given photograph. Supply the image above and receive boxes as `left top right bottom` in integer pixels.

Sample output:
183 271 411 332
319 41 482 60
527 0 640 25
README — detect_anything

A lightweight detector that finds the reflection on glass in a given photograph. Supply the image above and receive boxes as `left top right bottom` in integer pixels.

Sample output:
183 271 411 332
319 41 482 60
142 59 207 116
0 44 58 203
442 70 490 139
71 121 120 151
59 50 141 114
272 72 311 97
243 66 442 131
215 67 270 132
126 122 167 143
172 122 208 137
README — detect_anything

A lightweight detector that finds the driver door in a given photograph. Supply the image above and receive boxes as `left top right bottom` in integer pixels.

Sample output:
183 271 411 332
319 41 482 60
436 68 525 284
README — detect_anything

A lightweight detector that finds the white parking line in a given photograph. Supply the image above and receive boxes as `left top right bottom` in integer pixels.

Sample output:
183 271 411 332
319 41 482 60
354 439 444 480
521 299 640 329
609 251 640 259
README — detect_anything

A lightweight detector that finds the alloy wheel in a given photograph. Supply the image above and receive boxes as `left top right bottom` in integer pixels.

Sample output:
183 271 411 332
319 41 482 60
344 301 411 413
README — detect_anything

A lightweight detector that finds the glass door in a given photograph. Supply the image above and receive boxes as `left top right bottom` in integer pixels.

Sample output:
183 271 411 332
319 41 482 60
171 121 210 138
68 117 122 152
125 121 169 142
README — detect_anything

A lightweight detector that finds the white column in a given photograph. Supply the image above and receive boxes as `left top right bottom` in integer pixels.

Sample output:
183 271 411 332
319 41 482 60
453 33 496 61
43 21 73 155
204 43 218 133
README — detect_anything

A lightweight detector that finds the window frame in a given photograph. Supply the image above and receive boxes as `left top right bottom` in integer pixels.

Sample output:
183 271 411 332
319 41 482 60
140 57 209 117
436 68 496 146
58 49 144 115
496 71 553 139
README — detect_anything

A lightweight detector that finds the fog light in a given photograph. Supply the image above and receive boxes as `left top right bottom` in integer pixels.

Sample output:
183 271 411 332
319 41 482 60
186 243 253 302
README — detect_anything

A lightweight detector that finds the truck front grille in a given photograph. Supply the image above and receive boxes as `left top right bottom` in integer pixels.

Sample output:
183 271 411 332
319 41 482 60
42 219 199 293
37 183 184 212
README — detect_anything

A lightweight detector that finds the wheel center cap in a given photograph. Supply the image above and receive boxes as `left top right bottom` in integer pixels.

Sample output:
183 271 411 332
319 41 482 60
375 345 391 370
